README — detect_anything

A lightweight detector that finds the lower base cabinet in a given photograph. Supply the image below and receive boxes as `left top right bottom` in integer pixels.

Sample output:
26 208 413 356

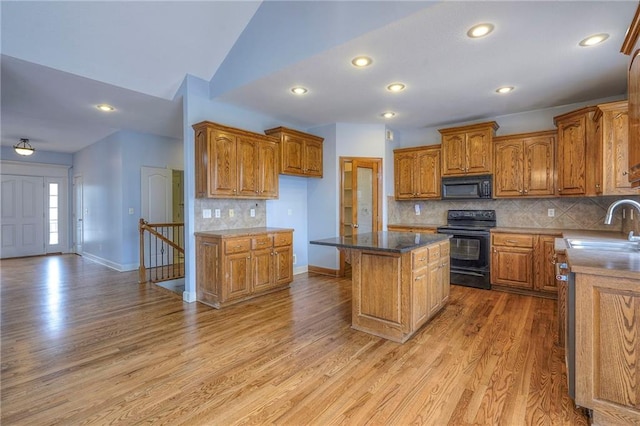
350 240 450 343
196 228 293 308
491 231 560 298
574 272 640 424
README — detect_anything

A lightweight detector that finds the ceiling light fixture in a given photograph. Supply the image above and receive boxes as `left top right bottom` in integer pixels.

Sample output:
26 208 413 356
96 104 115 112
386 83 406 92
579 33 609 47
351 56 373 67
467 23 494 38
14 138 35 156
291 86 308 95
381 111 396 119
496 86 514 94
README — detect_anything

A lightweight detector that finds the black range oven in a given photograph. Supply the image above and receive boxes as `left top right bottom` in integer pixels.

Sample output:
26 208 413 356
437 210 495 290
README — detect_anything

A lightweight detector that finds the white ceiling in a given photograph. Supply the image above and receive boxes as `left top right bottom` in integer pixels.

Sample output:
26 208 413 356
1 1 637 154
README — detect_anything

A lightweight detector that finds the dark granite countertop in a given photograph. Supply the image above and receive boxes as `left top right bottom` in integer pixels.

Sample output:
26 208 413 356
310 231 449 253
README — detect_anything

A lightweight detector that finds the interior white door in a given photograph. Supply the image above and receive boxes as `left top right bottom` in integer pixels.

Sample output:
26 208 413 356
141 167 172 223
1 175 45 258
141 167 173 267
73 175 83 255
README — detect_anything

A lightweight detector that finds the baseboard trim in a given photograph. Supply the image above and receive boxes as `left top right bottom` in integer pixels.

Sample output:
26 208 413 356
81 252 137 272
293 265 308 275
182 291 197 303
307 265 341 277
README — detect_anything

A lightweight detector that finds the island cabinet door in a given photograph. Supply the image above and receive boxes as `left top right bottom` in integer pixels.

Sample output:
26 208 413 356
411 246 430 330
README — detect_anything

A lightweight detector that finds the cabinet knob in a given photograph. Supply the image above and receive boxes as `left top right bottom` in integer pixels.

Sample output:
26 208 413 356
623 171 629 176
595 184 600 188
524 189 528 193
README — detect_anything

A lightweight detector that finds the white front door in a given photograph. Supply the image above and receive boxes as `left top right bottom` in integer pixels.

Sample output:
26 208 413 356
1 175 45 258
141 167 173 267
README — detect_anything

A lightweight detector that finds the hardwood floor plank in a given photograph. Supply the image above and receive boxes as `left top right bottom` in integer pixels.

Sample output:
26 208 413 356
1 255 588 425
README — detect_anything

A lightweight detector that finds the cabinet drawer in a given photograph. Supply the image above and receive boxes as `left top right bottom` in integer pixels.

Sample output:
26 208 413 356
440 241 450 256
492 234 534 248
224 238 251 254
273 232 292 247
251 235 273 250
428 244 441 262
412 247 430 269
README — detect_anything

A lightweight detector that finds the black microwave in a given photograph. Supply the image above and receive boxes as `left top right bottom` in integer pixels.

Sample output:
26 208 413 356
441 175 493 200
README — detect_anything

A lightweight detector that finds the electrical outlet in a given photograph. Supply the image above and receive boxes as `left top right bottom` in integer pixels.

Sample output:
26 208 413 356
293 254 297 264
128 207 134 215
229 209 234 218
415 204 421 215
547 208 555 217
250 208 256 217
214 209 221 218
287 209 293 216
203 209 212 219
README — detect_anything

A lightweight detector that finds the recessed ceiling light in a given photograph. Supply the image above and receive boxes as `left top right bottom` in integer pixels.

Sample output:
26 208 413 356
381 111 396 119
386 83 406 92
496 86 514 94
579 33 609 47
291 87 308 95
351 56 373 67
467 23 494 38
96 104 115 112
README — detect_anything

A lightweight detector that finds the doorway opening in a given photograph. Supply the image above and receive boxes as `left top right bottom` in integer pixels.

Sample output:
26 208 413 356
339 157 382 277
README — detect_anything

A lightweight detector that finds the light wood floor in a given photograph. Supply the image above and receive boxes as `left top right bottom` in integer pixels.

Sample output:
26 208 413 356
1 254 588 425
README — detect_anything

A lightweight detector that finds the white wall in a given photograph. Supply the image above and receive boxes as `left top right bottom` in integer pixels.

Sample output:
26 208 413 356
73 130 182 271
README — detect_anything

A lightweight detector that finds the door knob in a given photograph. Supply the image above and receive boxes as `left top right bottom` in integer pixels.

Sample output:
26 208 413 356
353 224 359 228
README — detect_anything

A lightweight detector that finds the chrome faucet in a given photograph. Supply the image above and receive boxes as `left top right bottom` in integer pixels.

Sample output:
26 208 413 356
604 199 640 242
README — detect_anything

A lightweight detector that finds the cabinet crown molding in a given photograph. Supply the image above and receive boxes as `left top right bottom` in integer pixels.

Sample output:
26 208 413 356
553 106 597 125
437 121 499 135
264 126 324 142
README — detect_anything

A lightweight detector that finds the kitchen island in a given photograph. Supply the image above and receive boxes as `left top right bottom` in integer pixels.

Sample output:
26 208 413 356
311 232 450 343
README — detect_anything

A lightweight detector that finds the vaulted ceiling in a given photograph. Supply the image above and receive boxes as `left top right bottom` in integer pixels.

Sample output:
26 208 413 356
1 1 636 154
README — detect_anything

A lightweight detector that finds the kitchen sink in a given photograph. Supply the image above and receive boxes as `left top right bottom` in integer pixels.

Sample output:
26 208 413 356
564 238 640 252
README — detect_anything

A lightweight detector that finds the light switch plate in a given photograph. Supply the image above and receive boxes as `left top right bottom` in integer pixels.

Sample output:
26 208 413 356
203 209 212 219
229 209 235 218
214 209 221 218
250 208 256 217
548 208 555 217
128 207 134 215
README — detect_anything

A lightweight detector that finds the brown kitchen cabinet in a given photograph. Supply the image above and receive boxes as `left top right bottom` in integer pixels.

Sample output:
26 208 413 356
493 130 556 198
408 241 450 336
196 228 293 308
439 121 499 176
535 235 560 294
193 121 279 199
622 5 640 187
264 126 324 178
553 107 601 196
394 145 441 200
491 231 561 297
574 271 640 425
596 101 636 195
491 233 535 290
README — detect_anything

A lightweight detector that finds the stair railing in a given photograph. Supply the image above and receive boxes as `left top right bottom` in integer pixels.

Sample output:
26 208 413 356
138 218 185 284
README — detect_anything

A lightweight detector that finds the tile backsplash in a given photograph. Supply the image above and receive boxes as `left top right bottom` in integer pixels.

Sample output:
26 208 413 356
388 195 640 231
195 198 266 231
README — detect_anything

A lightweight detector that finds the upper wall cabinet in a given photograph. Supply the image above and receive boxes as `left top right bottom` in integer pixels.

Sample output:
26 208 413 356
264 127 324 178
594 100 636 195
553 107 601 196
622 5 640 187
193 121 279 199
494 130 556 198
394 145 441 200
439 121 499 177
